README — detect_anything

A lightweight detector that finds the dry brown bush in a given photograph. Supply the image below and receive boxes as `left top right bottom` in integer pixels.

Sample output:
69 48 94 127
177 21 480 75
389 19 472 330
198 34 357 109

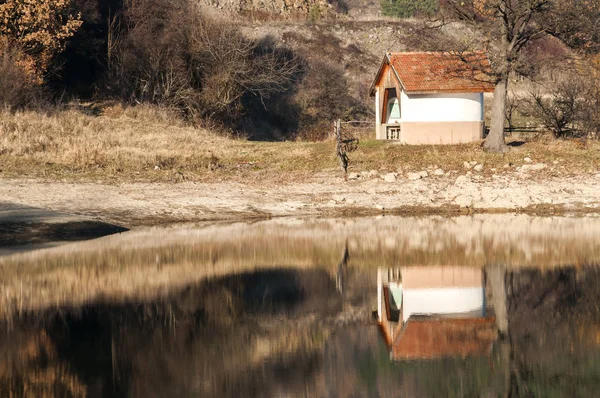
527 64 600 139
0 38 41 109
295 60 369 141
108 0 302 134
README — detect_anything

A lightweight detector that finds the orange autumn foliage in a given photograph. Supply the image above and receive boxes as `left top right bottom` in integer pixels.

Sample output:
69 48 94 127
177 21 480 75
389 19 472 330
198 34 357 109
0 0 82 83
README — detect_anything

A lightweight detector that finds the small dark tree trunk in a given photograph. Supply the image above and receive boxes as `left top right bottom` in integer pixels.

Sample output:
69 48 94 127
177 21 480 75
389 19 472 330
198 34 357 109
484 73 509 153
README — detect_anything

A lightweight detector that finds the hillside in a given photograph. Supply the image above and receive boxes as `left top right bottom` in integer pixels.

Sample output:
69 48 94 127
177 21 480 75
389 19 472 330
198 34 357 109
197 0 382 19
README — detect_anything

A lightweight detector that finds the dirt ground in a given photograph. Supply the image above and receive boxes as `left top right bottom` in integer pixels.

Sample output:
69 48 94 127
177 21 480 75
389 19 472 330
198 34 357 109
2 170 600 227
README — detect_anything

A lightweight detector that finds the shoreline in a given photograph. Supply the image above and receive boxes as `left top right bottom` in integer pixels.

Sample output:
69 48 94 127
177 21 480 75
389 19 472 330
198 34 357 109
2 173 600 228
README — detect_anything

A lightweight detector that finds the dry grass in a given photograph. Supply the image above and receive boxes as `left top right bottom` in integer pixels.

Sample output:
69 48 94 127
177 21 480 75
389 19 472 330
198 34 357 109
1 104 600 183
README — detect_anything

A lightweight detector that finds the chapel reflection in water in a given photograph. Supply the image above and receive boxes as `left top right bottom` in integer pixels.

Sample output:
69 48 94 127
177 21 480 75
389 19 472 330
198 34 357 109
376 266 500 360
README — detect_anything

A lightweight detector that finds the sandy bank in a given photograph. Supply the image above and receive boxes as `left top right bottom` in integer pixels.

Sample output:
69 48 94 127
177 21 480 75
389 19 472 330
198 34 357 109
2 173 600 226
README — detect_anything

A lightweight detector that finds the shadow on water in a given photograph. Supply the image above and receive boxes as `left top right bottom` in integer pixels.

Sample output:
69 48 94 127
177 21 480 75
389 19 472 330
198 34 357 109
0 202 128 255
0 221 128 248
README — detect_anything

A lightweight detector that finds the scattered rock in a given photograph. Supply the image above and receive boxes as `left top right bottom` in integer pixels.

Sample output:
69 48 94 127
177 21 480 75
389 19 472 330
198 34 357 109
368 170 379 178
407 172 422 181
434 168 445 176
524 157 533 163
383 173 397 182
473 164 484 172
375 204 385 210
348 172 360 180
519 163 547 173
469 161 478 167
553 160 559 165
466 171 472 176
463 161 472 170
418 170 429 178
346 199 356 205
503 164 510 168
154 165 161 170
332 195 346 202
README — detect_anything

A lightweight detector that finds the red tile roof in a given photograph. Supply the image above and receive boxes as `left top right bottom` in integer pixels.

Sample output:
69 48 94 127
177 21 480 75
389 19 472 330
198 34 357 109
392 317 498 360
387 52 495 94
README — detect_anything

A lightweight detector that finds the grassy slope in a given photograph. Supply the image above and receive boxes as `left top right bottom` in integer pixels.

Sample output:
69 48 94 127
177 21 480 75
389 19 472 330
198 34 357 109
1 106 600 184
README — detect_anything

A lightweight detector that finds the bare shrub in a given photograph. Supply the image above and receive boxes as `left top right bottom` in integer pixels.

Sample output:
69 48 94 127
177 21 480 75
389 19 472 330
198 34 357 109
578 59 600 139
527 70 600 139
295 60 368 141
108 0 302 133
505 93 519 134
528 78 583 138
0 39 40 109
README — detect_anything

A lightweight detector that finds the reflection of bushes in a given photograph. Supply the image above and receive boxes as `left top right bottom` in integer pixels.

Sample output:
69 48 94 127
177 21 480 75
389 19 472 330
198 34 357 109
0 330 86 397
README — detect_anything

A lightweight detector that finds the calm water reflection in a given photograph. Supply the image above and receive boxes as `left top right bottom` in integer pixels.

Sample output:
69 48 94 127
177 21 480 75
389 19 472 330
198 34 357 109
2 215 600 397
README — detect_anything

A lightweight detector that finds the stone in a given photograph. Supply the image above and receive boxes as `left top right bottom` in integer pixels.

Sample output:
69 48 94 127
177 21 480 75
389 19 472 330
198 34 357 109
463 161 472 170
532 163 547 171
552 160 559 165
524 157 533 163
434 168 445 176
375 204 385 210
368 170 379 178
384 173 397 182
332 195 346 202
346 199 356 205
455 175 468 185
473 164 484 172
469 161 478 167
519 163 546 173
407 172 422 181
348 172 360 180
418 170 429 178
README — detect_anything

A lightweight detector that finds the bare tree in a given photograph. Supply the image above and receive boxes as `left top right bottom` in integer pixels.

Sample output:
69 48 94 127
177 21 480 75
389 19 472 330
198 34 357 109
442 0 557 152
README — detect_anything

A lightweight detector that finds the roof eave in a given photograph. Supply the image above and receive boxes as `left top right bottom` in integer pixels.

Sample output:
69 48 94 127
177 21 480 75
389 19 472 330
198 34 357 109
369 54 392 97
404 88 495 95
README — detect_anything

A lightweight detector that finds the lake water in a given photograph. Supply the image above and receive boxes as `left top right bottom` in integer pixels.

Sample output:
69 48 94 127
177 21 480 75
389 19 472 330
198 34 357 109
2 214 600 397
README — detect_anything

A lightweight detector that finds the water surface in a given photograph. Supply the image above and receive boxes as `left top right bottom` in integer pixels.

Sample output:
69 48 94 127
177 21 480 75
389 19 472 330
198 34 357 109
2 214 600 397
